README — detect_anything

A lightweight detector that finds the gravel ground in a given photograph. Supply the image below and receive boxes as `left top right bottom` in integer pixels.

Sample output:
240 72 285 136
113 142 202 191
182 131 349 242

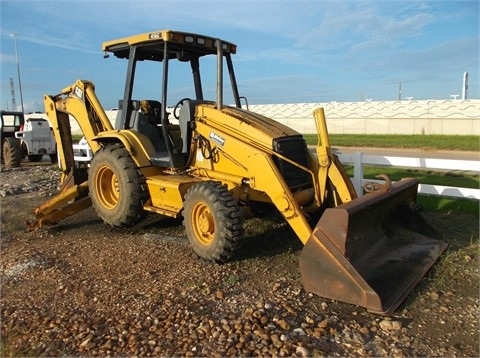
1 163 479 357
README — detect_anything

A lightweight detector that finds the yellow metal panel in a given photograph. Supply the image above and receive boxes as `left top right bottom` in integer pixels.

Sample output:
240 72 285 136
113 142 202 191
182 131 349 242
102 30 236 54
145 174 199 215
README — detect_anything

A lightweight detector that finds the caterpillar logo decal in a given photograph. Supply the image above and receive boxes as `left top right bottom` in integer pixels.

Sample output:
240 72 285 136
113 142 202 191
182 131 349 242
73 86 84 100
209 132 225 146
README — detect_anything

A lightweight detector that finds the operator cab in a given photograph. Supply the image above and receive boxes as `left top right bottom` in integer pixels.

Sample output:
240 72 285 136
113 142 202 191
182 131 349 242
103 30 241 168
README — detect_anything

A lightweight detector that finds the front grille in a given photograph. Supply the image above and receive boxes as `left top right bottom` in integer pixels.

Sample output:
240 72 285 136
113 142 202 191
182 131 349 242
272 136 311 189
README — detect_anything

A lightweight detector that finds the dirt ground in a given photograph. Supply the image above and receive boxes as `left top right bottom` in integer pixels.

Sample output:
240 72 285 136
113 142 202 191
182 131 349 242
1 163 479 357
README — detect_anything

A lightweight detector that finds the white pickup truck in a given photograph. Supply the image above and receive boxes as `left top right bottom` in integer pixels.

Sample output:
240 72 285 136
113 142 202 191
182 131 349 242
15 117 57 163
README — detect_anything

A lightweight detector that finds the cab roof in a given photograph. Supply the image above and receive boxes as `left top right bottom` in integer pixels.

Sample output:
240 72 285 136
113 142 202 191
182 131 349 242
102 30 237 61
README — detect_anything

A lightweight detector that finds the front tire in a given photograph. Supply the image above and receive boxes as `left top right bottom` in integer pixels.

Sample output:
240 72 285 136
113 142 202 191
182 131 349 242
3 138 21 168
183 181 244 262
88 144 148 227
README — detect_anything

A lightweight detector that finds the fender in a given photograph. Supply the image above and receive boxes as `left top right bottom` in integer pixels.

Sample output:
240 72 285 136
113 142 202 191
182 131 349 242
93 130 154 168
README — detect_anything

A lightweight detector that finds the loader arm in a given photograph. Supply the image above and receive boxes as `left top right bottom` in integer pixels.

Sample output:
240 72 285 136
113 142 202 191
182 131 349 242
28 80 114 230
192 108 346 245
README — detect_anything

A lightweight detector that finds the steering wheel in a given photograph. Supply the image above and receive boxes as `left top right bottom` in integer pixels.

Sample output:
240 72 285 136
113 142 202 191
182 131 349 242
173 97 191 119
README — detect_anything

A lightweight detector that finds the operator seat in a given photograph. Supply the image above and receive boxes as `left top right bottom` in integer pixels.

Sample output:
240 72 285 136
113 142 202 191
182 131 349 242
132 100 167 150
141 100 162 126
114 99 170 166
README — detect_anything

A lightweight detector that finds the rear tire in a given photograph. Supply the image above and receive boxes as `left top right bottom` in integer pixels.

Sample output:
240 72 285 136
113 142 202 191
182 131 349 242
2 138 21 168
88 143 148 227
183 181 244 262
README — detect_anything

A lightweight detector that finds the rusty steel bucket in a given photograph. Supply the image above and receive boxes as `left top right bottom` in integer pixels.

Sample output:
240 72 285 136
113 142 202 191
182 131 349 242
300 177 447 315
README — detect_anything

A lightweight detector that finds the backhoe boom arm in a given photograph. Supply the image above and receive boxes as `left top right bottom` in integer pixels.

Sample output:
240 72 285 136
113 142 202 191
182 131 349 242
29 80 113 229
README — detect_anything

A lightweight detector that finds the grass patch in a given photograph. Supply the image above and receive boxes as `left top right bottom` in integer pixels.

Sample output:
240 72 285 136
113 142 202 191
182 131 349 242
426 232 479 292
304 134 479 151
72 134 84 142
225 274 240 286
418 195 479 214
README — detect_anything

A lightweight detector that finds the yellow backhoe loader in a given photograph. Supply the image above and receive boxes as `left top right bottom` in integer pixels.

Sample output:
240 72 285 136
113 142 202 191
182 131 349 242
29 30 446 314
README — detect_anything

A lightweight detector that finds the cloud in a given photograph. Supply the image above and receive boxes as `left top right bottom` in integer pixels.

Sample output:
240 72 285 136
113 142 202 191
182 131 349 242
0 53 16 63
395 37 479 74
292 2 435 55
221 0 440 77
13 32 99 55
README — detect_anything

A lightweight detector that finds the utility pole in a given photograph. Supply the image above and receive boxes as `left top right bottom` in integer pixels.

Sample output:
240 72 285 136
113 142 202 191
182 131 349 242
10 33 24 113
398 82 402 101
9 77 17 111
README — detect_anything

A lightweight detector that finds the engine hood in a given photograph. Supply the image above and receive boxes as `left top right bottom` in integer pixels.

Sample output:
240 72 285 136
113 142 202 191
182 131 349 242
198 104 302 149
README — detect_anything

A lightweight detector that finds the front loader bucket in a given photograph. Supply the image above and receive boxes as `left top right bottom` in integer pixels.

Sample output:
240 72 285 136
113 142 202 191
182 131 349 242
300 178 447 315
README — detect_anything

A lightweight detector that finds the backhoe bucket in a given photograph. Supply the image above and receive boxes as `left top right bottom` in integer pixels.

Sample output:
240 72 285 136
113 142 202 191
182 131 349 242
300 178 447 315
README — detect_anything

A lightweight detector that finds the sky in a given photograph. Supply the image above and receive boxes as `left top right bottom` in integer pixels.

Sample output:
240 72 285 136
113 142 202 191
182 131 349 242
0 0 478 113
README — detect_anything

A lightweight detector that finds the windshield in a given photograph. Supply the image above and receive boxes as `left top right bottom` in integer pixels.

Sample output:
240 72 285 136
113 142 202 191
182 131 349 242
1 113 23 128
132 56 235 106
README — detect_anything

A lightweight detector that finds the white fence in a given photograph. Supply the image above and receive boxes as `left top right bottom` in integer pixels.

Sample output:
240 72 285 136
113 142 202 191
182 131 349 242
72 143 479 200
337 152 480 200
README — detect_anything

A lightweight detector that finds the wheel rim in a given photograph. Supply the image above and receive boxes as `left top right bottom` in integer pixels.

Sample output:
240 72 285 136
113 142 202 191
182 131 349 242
95 165 119 209
191 202 215 245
